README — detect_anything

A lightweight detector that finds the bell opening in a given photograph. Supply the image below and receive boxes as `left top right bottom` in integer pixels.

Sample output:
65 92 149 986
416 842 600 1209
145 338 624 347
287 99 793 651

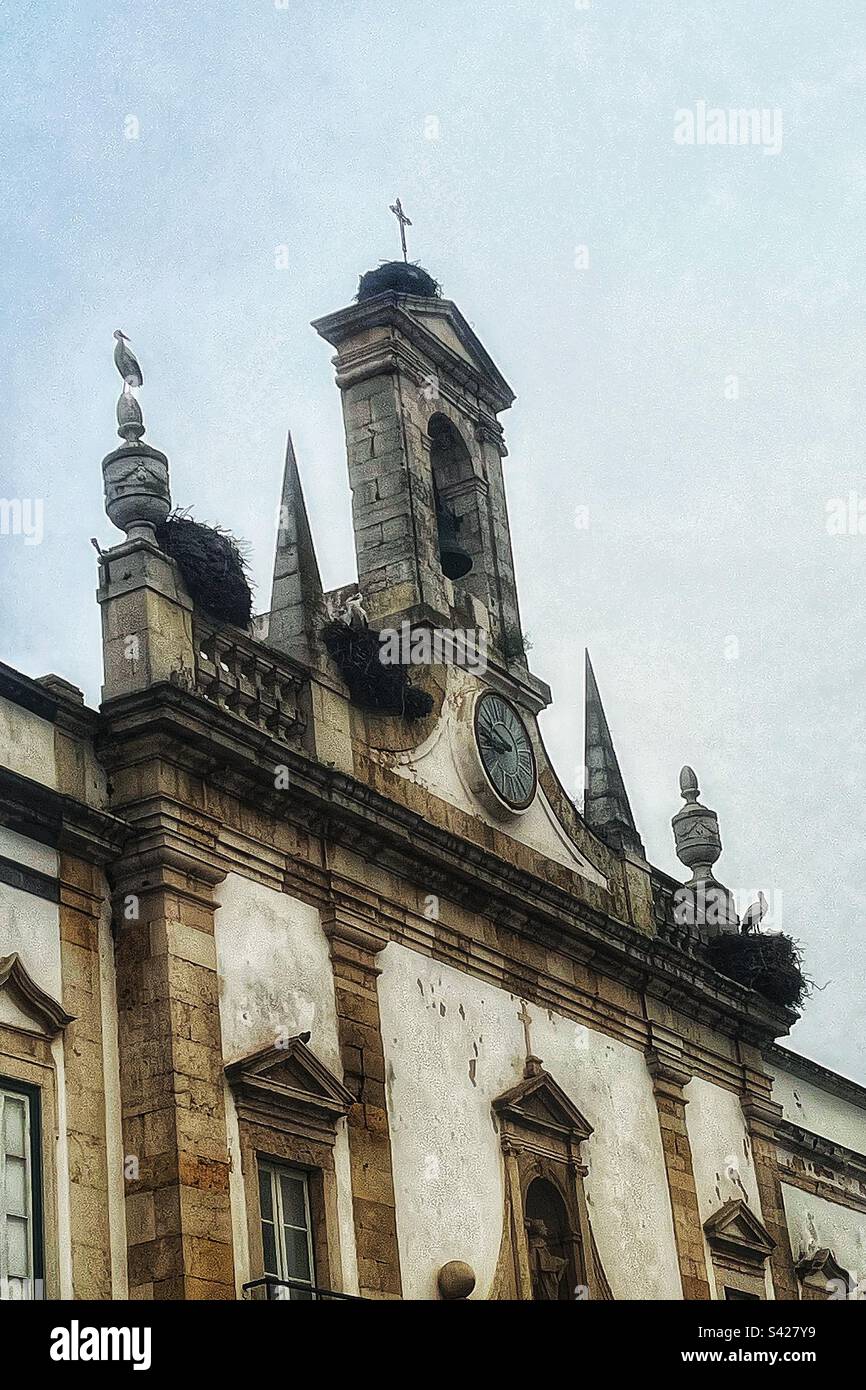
436 496 473 581
430 415 475 584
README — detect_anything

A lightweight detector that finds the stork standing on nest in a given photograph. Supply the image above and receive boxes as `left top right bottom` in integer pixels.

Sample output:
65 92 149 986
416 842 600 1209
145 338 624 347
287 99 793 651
740 891 768 934
341 593 369 631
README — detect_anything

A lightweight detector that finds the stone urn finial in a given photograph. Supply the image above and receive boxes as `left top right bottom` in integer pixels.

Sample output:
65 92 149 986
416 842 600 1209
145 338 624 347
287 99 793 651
672 764 722 884
672 765 738 935
102 329 171 543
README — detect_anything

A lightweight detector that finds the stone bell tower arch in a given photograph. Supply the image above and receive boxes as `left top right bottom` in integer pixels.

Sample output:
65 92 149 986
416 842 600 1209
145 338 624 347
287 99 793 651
312 266 531 674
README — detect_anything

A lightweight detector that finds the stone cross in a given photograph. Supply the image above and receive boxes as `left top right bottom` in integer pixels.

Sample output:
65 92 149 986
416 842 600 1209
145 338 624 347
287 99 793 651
389 198 412 262
518 999 533 1059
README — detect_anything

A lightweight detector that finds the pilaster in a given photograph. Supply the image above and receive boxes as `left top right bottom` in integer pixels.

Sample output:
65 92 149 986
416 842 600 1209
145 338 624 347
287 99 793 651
739 1047 799 1300
58 853 114 1297
112 846 235 1299
97 539 194 702
645 1042 712 1300
322 897 402 1299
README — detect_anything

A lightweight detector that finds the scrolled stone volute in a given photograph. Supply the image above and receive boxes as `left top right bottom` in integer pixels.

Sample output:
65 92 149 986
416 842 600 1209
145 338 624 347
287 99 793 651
672 764 722 885
102 442 171 543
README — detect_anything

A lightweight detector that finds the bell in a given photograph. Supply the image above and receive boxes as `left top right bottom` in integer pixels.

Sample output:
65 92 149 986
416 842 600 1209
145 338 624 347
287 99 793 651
436 500 473 580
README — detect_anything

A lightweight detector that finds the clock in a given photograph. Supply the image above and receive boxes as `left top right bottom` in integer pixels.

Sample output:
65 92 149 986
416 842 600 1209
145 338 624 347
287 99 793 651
473 691 537 812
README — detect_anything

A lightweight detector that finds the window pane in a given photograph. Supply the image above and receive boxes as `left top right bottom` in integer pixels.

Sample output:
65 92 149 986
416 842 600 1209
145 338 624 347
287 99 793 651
6 1216 29 1279
279 1173 306 1229
261 1219 278 1277
3 1099 25 1160
4 1156 27 1216
258 1165 274 1223
284 1225 311 1282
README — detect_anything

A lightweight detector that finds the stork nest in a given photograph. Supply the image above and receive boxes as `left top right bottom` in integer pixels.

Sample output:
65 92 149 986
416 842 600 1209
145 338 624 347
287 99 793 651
155 511 253 627
321 621 434 722
357 261 441 301
706 932 809 1011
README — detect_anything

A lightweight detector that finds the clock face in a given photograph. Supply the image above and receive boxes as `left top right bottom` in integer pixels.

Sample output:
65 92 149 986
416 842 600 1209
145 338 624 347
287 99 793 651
474 692 537 811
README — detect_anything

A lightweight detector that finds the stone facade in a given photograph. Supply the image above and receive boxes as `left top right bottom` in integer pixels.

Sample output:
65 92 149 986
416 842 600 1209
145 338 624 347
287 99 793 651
0 277 865 1302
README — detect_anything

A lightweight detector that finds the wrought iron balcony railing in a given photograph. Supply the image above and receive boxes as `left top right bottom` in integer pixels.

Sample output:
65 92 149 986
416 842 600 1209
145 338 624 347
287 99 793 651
242 1275 364 1302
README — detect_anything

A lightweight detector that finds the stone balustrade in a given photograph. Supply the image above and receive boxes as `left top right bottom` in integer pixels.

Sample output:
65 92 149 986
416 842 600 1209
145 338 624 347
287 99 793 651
192 618 307 743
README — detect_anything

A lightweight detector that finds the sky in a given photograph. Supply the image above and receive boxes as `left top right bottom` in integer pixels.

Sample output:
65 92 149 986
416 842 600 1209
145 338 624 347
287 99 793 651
1 0 865 1079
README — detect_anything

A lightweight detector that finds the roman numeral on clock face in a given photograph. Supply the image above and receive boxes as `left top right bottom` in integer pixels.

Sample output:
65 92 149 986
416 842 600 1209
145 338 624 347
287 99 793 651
474 692 537 810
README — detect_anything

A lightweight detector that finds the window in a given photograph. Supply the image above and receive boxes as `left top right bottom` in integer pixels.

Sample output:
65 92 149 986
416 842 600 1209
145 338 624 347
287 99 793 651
258 1161 315 1300
0 1080 42 1300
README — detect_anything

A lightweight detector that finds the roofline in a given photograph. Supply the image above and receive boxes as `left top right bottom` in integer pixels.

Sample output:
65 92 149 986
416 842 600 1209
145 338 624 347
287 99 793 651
764 1042 866 1113
0 660 99 737
312 292 516 413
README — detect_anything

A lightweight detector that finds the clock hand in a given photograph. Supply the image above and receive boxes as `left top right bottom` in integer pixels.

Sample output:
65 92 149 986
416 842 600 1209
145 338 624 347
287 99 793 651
480 730 511 756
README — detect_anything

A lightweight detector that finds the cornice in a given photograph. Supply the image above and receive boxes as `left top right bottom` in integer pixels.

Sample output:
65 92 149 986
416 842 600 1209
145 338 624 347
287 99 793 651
0 765 130 865
313 293 515 414
777 1119 866 1183
765 1043 866 1112
97 682 795 1050
0 661 100 740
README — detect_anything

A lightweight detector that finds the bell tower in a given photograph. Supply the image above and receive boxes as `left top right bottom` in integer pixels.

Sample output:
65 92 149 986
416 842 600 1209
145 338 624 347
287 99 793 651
313 263 534 680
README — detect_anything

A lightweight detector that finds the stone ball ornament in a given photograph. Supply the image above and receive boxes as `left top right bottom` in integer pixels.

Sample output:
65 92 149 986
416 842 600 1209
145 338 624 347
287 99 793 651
437 1260 476 1300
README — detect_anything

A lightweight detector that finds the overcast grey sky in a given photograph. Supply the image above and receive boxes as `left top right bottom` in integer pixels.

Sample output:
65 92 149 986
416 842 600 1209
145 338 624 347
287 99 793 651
2 1 865 1077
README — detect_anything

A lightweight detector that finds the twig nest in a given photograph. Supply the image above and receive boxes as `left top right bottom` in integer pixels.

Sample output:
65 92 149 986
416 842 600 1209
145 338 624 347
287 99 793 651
357 261 441 301
706 931 809 1011
321 620 434 722
155 511 253 627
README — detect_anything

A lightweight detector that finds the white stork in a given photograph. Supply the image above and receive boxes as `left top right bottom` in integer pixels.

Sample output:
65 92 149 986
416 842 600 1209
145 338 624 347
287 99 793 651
342 593 369 630
740 891 768 934
113 330 143 388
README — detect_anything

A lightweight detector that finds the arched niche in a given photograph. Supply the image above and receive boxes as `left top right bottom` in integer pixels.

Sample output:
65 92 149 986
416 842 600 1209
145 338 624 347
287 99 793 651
428 414 488 603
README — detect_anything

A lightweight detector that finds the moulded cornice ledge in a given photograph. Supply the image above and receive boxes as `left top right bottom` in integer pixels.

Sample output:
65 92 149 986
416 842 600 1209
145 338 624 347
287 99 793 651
0 765 130 865
95 683 797 1047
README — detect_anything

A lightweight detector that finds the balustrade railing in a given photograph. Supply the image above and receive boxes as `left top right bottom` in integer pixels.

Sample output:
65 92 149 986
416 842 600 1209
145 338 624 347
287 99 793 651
190 618 307 744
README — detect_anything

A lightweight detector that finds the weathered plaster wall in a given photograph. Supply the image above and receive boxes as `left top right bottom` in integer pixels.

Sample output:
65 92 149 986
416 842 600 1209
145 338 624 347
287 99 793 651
686 1077 763 1221
781 1182 866 1287
213 872 359 1294
769 1062 866 1155
0 831 61 998
378 668 607 885
0 695 56 786
684 1076 767 1294
378 942 681 1300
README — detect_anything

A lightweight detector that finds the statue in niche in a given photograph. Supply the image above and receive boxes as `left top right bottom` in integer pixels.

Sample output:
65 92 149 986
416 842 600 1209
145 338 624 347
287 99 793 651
526 1218 568 1301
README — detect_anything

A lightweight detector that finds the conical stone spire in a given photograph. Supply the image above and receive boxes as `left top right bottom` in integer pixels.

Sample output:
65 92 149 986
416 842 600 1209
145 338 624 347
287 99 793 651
267 432 324 662
584 652 645 857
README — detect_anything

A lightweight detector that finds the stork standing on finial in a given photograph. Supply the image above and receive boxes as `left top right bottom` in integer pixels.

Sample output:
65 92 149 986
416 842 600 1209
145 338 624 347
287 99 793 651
113 330 143 386
113 330 146 444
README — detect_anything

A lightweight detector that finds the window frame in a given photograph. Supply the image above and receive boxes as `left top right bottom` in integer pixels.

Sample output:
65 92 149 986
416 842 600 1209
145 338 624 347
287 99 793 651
257 1158 317 1300
0 1076 43 1301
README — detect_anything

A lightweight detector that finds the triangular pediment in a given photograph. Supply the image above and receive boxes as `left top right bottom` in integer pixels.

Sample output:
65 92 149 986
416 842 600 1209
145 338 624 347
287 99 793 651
704 1199 775 1262
0 954 73 1037
405 298 515 407
493 1063 593 1142
225 1034 353 1121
